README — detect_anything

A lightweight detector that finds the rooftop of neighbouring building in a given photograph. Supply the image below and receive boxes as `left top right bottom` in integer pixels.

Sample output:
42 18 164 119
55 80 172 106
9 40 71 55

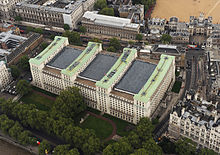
172 100 220 129
148 18 166 26
47 47 82 70
82 11 140 29
153 44 180 54
16 0 87 14
114 60 156 94
79 53 118 81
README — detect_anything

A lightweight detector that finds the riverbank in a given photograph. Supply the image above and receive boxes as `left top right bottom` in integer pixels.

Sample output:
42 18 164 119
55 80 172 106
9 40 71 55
0 132 38 155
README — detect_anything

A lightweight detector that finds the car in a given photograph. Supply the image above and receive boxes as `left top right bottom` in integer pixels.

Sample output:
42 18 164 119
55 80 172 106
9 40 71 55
13 86 16 89
28 77 32 81
9 90 12 93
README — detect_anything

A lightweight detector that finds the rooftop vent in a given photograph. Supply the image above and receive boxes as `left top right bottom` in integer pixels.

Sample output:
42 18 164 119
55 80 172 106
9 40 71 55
36 56 42 59
85 44 96 53
141 92 146 96
68 61 79 71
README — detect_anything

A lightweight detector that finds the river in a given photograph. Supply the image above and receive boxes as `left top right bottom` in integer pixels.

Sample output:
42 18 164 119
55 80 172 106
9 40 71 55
0 139 32 155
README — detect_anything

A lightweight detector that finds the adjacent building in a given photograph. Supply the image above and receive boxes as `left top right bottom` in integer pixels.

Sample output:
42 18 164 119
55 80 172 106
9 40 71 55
14 0 96 29
170 31 190 44
189 13 213 36
82 11 140 39
0 0 23 20
169 100 220 153
29 36 175 124
148 18 166 33
0 60 12 89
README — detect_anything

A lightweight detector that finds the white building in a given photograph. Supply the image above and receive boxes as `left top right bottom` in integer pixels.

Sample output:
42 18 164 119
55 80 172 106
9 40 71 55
29 36 175 124
14 0 96 29
0 60 11 89
169 101 220 153
0 0 23 20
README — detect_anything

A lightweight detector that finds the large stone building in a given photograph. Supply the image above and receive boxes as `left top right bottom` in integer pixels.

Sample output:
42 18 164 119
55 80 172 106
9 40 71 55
169 100 220 153
148 18 166 33
170 31 190 44
29 36 175 124
206 33 220 48
82 11 140 39
14 0 95 29
0 0 23 20
0 60 11 89
189 13 213 36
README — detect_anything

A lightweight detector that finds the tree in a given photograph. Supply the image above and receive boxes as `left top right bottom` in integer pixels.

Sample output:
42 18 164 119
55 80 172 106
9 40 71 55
90 38 102 43
103 138 133 155
40 42 49 50
0 115 15 134
34 28 43 34
82 136 101 155
14 16 22 21
109 38 121 52
78 26 86 34
39 140 52 155
18 55 30 71
130 148 148 155
53 144 70 155
10 65 20 79
27 26 34 33
136 34 143 42
161 34 172 44
62 31 82 46
94 0 107 10
128 40 135 46
200 148 218 155
107 46 116 52
67 148 80 155
17 130 32 145
175 138 196 155
99 8 114 16
9 121 24 140
64 24 70 30
142 138 163 155
52 87 86 119
16 80 32 96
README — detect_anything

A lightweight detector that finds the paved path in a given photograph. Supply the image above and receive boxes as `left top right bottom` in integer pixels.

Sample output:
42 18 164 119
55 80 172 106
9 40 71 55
87 111 117 142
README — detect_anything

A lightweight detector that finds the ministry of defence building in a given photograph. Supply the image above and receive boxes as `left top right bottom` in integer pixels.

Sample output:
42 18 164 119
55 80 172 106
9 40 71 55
29 36 175 124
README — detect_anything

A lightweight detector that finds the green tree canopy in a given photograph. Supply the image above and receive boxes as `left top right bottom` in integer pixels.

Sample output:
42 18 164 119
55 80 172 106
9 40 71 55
90 38 102 43
10 65 20 79
107 46 116 53
0 114 15 134
128 40 135 45
62 31 82 46
16 80 32 96
94 0 107 10
14 16 22 21
161 34 172 44
34 28 43 34
136 34 143 41
109 38 121 52
18 55 30 71
67 148 80 155
39 140 52 155
99 8 114 16
78 26 86 34
53 144 70 155
40 42 49 50
52 87 86 119
175 138 196 155
64 24 70 30
200 148 218 155
9 121 24 140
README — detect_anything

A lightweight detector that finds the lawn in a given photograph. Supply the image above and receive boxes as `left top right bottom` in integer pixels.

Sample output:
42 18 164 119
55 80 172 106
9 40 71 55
80 115 113 140
20 91 54 111
103 114 133 137
171 81 182 93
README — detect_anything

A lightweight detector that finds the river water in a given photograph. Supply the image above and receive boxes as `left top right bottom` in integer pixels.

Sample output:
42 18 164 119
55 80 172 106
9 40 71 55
0 139 32 155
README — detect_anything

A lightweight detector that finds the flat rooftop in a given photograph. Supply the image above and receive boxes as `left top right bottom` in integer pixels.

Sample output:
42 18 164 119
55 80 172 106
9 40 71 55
154 45 179 54
47 47 82 69
79 54 118 81
115 60 156 94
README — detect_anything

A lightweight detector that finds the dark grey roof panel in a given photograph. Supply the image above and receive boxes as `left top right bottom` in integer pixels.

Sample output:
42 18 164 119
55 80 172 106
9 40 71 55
79 54 118 81
115 60 156 94
47 47 82 69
